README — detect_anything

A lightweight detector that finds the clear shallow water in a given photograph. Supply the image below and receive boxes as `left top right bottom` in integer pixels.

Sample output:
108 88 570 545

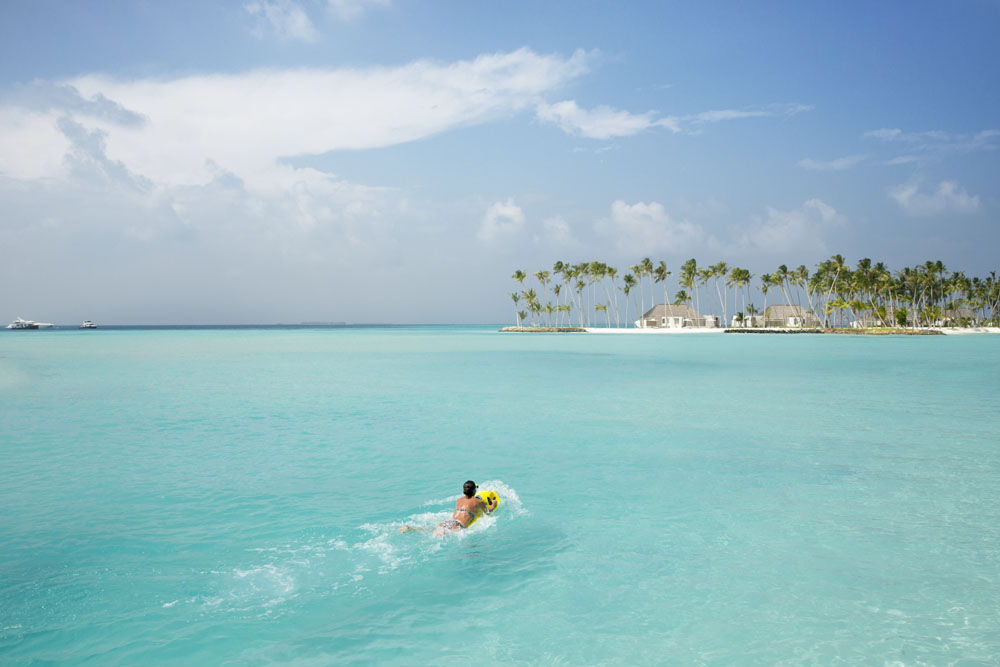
1 326 999 665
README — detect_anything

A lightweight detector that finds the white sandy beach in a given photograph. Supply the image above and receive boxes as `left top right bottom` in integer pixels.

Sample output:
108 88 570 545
583 327 1000 335
584 327 726 334
937 327 1000 335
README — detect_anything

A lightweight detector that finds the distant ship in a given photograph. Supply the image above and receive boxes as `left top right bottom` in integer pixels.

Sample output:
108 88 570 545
6 317 55 330
80 320 97 329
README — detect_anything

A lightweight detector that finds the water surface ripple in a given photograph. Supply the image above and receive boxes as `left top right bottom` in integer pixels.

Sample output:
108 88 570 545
1 327 998 664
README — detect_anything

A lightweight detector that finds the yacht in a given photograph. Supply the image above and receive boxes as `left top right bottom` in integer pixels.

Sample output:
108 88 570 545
6 317 55 329
80 320 97 329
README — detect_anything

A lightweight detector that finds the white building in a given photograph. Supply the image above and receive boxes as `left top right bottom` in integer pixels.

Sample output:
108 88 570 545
635 304 717 328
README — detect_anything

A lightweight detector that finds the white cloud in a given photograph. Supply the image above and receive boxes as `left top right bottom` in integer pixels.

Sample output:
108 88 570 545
606 200 710 255
733 199 844 257
0 47 591 314
889 180 980 216
541 215 575 246
245 0 319 42
798 154 867 171
539 100 812 139
0 48 590 189
327 0 391 20
0 108 71 179
536 101 660 139
478 199 525 244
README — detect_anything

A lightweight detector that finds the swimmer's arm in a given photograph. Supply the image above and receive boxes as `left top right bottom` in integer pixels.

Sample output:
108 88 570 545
399 524 427 533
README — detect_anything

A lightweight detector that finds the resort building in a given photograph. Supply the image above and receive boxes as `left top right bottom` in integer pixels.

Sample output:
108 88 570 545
852 308 901 328
763 305 821 328
730 313 764 327
934 307 977 327
636 304 718 328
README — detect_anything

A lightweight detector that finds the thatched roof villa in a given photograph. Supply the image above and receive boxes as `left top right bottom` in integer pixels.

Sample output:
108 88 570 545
636 304 719 329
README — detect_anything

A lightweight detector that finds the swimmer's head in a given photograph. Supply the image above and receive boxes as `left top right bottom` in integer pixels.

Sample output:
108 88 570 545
463 480 477 498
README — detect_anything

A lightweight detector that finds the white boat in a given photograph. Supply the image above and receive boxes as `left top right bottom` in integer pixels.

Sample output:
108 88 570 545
80 320 97 329
6 317 54 330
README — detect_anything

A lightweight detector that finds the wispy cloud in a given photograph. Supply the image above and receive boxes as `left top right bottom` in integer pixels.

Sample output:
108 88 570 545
538 101 812 139
681 103 811 128
245 0 319 42
536 101 661 139
687 109 767 123
798 154 867 171
865 127 1000 154
889 180 980 216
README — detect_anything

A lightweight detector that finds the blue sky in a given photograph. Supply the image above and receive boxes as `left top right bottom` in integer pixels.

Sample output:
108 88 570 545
1 0 997 324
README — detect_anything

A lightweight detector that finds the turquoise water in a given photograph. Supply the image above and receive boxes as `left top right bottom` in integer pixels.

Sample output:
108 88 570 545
2 326 999 665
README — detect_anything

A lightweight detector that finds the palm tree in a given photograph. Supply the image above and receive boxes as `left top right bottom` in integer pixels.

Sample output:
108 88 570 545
607 266 621 327
822 254 849 327
631 263 645 324
641 257 654 311
595 303 610 328
534 270 550 311
727 267 752 326
623 273 637 327
775 265 792 310
697 267 711 318
588 262 605 327
553 284 563 326
574 278 586 327
509 257 995 331
552 261 566 318
654 260 671 309
523 288 538 326
795 265 815 320
760 273 772 323
680 258 697 316
559 303 572 325
561 264 576 322
710 261 729 326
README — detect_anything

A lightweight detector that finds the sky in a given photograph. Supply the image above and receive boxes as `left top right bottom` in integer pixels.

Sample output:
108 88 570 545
1 0 998 324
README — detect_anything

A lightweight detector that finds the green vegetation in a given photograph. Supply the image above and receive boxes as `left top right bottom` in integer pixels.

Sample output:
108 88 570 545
509 257 1000 328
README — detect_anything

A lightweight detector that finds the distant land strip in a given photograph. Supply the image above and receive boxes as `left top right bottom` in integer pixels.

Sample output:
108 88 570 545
499 327 586 333
724 328 944 335
499 326 945 335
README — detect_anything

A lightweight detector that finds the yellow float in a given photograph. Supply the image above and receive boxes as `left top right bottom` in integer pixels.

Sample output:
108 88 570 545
468 490 500 526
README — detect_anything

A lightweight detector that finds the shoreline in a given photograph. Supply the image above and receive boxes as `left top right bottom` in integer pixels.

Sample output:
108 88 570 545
500 326 1000 335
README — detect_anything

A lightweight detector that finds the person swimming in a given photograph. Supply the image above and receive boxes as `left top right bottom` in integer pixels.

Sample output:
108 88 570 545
400 480 496 534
